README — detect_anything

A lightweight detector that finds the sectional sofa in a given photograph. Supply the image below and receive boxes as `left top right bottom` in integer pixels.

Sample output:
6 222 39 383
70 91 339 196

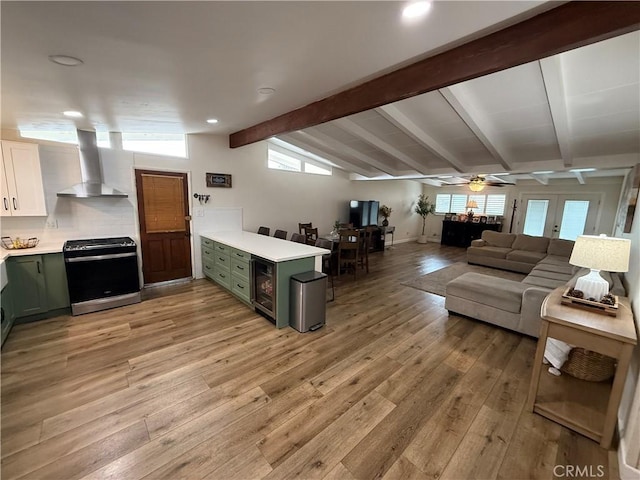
445 231 625 337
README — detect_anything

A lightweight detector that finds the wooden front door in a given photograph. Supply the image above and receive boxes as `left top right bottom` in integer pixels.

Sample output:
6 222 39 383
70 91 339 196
135 169 192 284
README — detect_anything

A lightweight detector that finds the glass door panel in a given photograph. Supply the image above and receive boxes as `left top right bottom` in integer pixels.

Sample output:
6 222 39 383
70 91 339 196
558 200 590 240
523 200 550 237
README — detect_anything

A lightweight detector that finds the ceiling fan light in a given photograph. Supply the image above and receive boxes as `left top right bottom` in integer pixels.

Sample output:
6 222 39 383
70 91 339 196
469 178 485 192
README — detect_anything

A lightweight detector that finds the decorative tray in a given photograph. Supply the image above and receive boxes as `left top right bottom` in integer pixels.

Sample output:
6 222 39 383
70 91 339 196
561 286 619 317
1 236 40 250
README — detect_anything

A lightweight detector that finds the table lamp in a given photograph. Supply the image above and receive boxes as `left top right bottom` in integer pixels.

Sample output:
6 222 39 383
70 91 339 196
465 200 478 221
569 234 631 300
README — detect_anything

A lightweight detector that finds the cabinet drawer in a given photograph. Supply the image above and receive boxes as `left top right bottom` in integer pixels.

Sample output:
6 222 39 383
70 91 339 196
214 242 230 254
201 237 214 249
231 258 250 280
201 245 215 262
214 252 230 270
231 273 251 304
212 268 231 289
231 248 250 262
202 259 215 279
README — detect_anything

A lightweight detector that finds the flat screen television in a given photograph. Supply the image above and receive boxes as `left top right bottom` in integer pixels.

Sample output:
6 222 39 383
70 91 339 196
349 200 379 228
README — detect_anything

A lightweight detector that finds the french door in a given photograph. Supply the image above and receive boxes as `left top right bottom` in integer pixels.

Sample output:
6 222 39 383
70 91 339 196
519 194 600 240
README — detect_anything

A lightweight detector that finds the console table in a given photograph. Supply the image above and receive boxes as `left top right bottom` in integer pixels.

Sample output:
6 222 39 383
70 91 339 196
440 220 500 247
526 287 636 448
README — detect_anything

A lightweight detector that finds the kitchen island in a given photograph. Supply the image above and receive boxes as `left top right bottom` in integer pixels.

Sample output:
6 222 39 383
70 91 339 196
200 231 330 328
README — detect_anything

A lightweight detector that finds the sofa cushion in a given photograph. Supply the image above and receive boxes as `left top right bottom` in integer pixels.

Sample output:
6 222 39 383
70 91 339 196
547 238 574 257
506 250 547 264
538 254 572 267
521 275 568 289
512 234 550 253
482 231 516 248
532 261 576 275
446 272 528 314
467 245 512 259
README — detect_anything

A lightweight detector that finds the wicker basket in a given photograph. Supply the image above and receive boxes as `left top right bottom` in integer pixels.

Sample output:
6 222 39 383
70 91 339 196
1 236 39 250
561 348 616 382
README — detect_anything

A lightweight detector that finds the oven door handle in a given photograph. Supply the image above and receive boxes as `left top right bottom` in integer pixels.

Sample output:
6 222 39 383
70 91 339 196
65 252 137 263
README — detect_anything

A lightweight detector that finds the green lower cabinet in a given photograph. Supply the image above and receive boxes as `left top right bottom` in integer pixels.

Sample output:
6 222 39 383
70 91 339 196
43 253 70 310
6 253 70 322
1 282 16 347
8 255 48 317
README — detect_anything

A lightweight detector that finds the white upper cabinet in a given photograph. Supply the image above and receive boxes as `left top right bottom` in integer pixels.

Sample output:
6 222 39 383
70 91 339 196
1 141 47 216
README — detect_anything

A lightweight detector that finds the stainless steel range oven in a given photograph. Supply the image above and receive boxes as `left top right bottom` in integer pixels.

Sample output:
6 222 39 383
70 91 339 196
64 237 141 315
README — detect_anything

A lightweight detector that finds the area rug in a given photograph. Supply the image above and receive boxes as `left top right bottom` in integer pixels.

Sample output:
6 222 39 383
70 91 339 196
401 262 526 296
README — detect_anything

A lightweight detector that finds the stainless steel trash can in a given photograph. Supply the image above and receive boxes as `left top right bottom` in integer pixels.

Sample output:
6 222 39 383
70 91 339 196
290 271 327 332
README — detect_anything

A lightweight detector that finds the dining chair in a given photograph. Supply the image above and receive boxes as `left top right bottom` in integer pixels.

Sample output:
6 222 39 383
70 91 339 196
358 225 375 273
298 222 313 234
257 226 270 236
337 228 360 280
273 229 287 239
315 238 335 301
290 233 307 244
304 227 318 245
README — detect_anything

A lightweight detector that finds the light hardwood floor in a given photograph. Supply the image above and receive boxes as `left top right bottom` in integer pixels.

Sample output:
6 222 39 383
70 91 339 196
1 242 618 479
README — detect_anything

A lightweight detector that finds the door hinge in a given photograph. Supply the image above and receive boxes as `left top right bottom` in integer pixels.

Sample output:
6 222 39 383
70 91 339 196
185 215 192 221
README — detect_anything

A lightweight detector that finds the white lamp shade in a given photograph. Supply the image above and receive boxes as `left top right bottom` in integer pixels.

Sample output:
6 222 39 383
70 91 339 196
569 235 631 272
466 200 478 209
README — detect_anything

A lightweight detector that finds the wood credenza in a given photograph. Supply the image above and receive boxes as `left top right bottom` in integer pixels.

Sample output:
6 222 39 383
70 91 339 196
440 220 501 247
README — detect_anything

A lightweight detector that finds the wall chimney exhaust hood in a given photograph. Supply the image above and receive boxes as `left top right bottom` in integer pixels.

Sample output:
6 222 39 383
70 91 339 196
57 129 128 198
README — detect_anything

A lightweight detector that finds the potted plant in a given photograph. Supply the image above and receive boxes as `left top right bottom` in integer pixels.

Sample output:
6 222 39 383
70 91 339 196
380 205 393 226
414 194 435 243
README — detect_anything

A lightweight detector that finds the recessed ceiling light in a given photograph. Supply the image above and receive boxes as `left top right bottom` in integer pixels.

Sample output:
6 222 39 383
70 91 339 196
402 1 432 19
569 168 597 172
257 87 276 95
63 110 83 118
49 54 84 67
532 171 554 174
206 118 219 124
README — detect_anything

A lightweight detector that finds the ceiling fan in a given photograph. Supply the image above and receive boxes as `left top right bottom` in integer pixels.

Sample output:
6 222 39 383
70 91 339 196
446 175 515 191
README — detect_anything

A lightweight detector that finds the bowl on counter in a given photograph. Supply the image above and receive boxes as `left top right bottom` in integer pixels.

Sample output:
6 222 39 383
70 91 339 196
1 236 39 250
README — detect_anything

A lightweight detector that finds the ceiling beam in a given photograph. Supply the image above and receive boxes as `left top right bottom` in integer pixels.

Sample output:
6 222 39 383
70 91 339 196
297 129 401 176
530 174 550 185
439 86 513 170
230 1 640 148
539 57 573 167
376 104 466 173
574 171 586 184
332 117 431 175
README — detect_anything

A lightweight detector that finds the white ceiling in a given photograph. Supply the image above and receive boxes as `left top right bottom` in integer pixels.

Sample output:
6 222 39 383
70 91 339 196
2 1 638 185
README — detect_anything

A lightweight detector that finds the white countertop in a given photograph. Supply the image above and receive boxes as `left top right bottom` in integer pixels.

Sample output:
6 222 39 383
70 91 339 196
1 240 65 261
201 230 330 262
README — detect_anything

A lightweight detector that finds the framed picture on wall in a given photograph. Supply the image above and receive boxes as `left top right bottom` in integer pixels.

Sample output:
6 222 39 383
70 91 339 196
206 173 232 188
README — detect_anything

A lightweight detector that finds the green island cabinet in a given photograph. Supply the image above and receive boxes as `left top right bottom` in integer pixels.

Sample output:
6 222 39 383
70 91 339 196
5 253 70 322
201 235 317 328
